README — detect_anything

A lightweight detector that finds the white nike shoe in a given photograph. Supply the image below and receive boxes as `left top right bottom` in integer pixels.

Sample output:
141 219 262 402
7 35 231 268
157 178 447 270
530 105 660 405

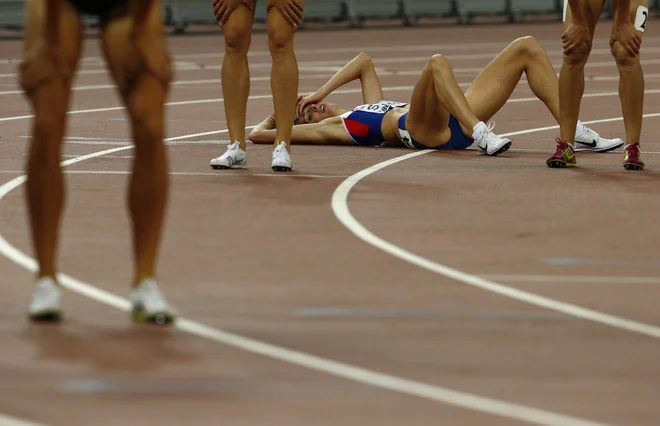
271 141 292 172
28 277 62 322
574 126 624 152
210 142 247 169
130 279 176 324
475 121 512 156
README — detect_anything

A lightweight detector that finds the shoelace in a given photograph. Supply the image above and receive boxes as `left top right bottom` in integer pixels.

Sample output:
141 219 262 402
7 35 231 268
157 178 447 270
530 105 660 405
554 138 569 153
227 141 240 151
626 144 640 157
274 141 288 155
582 127 598 141
481 121 499 144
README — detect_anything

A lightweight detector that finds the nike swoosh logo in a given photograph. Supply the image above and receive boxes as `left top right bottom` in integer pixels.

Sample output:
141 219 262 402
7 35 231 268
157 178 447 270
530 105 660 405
575 139 598 147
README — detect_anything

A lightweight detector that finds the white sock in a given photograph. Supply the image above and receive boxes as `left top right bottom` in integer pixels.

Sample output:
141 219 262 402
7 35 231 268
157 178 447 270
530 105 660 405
576 120 584 134
472 121 487 140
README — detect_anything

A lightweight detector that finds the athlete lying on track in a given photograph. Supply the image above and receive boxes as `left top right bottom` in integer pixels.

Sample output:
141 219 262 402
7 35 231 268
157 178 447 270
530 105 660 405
246 36 623 153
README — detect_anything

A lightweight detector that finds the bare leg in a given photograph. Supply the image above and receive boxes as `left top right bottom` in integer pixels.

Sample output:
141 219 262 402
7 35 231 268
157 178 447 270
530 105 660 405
407 55 486 147
101 0 172 288
465 36 560 125
20 0 83 281
612 0 648 147
267 1 304 152
221 4 255 150
558 0 604 145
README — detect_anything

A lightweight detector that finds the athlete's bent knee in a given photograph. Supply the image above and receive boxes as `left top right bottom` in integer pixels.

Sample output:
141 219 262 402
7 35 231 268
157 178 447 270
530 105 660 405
563 43 590 68
428 54 451 73
19 47 70 96
611 41 640 70
126 38 172 94
514 36 544 57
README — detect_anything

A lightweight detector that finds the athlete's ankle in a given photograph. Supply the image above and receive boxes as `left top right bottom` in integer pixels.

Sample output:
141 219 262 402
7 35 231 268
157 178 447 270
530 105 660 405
472 121 487 140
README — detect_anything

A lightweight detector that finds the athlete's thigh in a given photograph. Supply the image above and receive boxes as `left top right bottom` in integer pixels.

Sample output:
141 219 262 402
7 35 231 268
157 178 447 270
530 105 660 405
464 37 533 125
100 0 171 97
405 62 451 145
563 0 606 31
21 0 83 91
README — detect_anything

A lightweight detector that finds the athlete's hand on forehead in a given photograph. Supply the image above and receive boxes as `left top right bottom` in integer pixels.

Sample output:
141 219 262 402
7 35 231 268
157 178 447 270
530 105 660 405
297 91 325 119
267 0 304 27
213 0 255 28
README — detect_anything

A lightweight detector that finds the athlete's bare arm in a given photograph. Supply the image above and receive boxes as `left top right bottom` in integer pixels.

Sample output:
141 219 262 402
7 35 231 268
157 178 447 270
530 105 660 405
297 52 383 116
250 114 353 145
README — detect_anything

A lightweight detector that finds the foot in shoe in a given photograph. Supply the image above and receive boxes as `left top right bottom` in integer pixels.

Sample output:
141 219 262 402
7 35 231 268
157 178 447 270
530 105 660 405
623 143 645 170
210 141 247 169
546 138 576 168
271 141 292 172
130 278 176 324
28 277 62 322
574 125 624 153
474 121 512 156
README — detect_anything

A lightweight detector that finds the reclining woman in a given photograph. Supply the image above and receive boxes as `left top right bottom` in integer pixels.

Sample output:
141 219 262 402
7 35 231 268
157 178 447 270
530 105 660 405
244 36 622 154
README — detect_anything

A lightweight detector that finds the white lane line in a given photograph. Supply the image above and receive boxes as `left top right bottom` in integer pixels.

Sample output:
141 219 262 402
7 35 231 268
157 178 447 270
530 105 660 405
4 80 660 123
0 170 349 178
4 35 660 65
5 65 658 96
0 39 524 65
0 74 336 96
481 274 660 285
0 414 48 426
331 113 660 340
0 137 612 426
5 40 660 80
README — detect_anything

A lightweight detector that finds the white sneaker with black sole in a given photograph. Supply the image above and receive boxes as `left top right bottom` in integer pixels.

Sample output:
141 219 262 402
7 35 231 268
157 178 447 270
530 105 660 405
210 142 247 169
475 121 512 156
271 141 292 172
28 277 62 322
574 126 624 152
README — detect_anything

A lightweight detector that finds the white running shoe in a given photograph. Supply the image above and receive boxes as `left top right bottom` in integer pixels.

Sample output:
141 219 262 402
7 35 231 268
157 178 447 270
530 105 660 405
130 279 176 324
210 142 247 169
574 126 624 152
271 141 292 172
28 277 62 322
475 122 512 156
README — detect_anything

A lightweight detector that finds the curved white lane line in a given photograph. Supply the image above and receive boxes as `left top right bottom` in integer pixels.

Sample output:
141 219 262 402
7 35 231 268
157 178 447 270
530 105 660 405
331 113 660 339
0 414 48 426
0 137 611 426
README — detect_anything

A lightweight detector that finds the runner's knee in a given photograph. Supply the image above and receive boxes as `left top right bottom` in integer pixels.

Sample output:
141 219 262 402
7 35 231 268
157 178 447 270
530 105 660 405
428 54 452 74
611 40 640 70
267 10 295 54
513 36 544 58
563 43 590 68
19 47 70 96
222 12 252 54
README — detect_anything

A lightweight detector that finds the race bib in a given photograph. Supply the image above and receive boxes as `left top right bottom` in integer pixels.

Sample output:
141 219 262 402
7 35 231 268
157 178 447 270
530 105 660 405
635 6 649 32
353 100 408 114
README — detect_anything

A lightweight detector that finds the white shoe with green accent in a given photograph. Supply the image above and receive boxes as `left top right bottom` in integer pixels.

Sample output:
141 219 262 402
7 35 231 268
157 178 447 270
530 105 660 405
130 279 176 324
